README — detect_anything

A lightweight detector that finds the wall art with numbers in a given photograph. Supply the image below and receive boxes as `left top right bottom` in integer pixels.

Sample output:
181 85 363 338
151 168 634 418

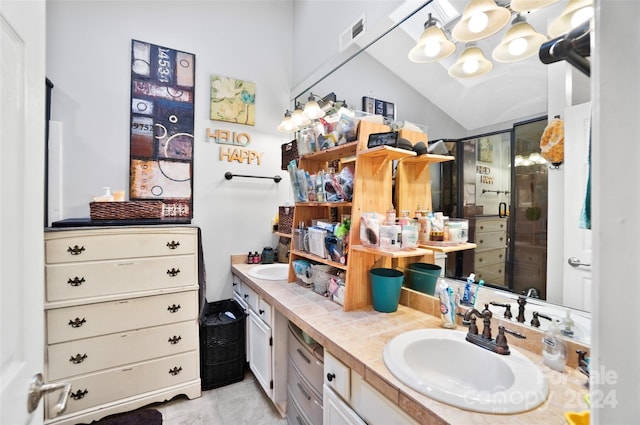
129 39 195 218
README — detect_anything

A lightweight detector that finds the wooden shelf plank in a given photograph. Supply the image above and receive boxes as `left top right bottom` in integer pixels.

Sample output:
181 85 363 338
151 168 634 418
418 242 477 253
290 250 348 271
350 245 433 258
357 145 416 161
299 141 358 162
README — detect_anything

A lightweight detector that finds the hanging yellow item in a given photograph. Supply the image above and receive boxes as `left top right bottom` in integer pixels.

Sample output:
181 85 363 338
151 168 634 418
540 117 564 165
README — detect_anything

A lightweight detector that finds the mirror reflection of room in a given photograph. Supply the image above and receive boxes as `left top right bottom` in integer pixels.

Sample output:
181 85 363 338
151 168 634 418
291 0 591 317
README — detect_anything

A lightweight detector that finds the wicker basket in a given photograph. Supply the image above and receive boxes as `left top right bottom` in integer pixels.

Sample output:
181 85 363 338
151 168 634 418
199 299 247 390
89 201 163 220
278 206 294 235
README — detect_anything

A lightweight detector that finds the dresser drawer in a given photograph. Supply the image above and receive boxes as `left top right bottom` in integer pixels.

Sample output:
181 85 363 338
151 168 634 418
474 231 506 250
47 291 197 344
475 248 506 267
288 359 323 425
45 255 197 302
45 351 199 418
474 264 505 285
474 218 507 233
47 320 198 380
45 228 197 264
288 327 323 396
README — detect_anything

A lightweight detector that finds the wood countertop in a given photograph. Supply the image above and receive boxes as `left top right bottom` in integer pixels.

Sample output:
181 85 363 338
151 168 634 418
231 259 589 425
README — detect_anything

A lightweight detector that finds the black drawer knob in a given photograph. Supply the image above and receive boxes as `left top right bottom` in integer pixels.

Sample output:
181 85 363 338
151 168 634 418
327 373 336 382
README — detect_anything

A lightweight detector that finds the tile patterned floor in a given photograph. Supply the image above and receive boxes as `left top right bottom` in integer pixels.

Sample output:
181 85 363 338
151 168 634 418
156 371 288 425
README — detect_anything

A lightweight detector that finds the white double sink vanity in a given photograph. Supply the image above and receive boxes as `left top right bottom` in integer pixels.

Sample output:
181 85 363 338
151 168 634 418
232 259 590 425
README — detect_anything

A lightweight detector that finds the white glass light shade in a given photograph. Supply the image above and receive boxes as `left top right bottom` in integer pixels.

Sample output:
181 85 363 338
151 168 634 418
276 110 299 133
448 46 493 78
408 25 456 63
451 0 511 42
303 94 325 119
510 0 559 12
291 108 310 126
548 0 594 38
492 20 547 62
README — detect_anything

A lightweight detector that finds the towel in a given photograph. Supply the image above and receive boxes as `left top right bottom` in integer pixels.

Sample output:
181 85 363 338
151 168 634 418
578 120 592 229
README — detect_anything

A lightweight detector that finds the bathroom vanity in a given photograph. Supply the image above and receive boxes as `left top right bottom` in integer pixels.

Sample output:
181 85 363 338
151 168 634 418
232 258 589 424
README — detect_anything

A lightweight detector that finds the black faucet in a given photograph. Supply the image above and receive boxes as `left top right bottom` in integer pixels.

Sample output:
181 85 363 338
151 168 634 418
462 304 526 355
530 311 553 328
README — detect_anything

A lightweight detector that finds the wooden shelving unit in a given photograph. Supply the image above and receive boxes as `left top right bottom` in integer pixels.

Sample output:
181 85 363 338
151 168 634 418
289 121 472 311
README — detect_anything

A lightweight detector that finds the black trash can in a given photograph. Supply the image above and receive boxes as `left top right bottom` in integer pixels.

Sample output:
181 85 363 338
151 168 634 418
199 299 247 390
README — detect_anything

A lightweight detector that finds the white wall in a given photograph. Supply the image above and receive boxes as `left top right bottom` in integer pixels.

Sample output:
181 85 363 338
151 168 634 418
46 0 294 302
592 1 640 422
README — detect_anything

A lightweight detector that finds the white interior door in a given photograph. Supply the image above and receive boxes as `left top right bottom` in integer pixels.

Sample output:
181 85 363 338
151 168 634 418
562 102 593 311
0 1 46 424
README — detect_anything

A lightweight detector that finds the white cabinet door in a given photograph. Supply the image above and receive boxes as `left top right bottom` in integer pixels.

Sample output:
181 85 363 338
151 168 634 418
323 385 366 425
249 310 272 397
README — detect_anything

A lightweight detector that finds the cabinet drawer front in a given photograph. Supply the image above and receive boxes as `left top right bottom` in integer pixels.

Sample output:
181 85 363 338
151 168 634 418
243 283 259 312
45 255 197 302
324 352 350 402
288 360 323 425
474 218 507 233
288 329 323 396
258 298 272 326
47 321 198 380
475 248 506 266
45 229 197 264
475 265 505 285
45 351 198 418
287 387 313 425
47 291 197 344
474 231 506 249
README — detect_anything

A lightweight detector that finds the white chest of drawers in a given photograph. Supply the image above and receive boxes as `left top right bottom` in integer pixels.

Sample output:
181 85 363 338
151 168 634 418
44 226 201 424
466 217 508 286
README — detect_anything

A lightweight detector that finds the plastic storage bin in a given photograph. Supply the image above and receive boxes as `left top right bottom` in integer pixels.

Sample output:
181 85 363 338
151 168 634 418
199 299 247 390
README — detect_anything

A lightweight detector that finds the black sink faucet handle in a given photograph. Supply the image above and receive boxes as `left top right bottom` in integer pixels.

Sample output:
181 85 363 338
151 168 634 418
490 301 512 320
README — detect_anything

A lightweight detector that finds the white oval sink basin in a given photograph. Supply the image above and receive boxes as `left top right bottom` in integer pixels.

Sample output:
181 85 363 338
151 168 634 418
247 263 289 281
383 329 548 414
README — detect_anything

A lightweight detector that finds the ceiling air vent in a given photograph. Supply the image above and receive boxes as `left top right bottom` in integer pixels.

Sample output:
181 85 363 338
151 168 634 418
340 15 365 52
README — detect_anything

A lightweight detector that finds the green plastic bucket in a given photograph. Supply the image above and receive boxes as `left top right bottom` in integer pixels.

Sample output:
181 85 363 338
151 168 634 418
370 268 404 313
406 263 441 295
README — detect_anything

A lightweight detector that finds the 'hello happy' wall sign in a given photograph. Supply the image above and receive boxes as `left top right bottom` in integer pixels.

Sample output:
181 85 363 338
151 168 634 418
206 128 263 165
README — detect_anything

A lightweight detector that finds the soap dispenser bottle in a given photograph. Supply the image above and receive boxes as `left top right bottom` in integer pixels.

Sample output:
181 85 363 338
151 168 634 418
542 320 567 372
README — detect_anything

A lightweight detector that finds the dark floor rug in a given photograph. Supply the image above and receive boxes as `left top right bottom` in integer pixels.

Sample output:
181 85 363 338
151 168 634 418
82 408 163 425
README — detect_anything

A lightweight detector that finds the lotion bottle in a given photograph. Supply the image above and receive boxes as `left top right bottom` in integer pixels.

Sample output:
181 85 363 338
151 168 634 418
542 320 567 372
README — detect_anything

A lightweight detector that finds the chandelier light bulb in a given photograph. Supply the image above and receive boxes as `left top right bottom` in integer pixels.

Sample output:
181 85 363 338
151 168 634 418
468 12 489 33
423 39 442 57
508 38 528 55
463 58 480 74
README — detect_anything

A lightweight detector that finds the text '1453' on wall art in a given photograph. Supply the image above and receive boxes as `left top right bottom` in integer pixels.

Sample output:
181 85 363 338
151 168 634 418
210 75 256 126
129 39 195 218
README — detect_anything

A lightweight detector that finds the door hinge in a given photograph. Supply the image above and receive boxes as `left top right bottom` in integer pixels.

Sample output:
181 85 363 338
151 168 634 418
270 380 273 389
269 336 273 346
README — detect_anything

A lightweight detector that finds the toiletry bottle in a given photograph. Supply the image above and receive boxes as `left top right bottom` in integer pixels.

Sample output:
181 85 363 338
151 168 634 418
542 320 567 372
385 204 396 225
560 309 575 337
438 279 456 329
462 273 475 305
247 252 253 264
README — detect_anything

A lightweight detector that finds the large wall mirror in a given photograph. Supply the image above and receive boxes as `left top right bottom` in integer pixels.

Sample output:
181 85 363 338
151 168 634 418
291 0 592 344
